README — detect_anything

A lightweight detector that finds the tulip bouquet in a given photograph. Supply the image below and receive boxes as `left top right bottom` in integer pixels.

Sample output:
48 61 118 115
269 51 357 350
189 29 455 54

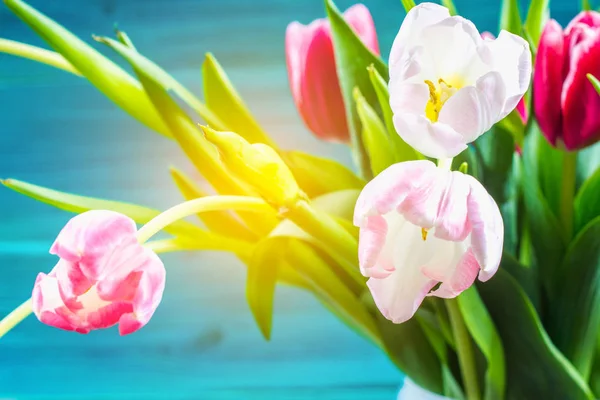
1 0 600 398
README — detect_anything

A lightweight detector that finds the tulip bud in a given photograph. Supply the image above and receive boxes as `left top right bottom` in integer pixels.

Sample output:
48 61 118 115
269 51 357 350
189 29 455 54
534 12 600 150
285 4 379 143
202 126 304 208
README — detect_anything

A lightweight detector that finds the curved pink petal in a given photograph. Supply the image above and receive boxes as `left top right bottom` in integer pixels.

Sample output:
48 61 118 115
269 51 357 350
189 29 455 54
566 11 600 32
50 210 138 281
561 25 600 150
87 301 134 330
466 177 503 281
358 215 388 270
534 19 567 147
354 160 437 224
428 248 480 298
344 4 380 55
433 171 471 242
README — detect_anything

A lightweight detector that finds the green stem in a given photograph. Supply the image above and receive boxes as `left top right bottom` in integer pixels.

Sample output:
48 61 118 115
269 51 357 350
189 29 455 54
136 195 271 244
559 150 577 242
437 157 454 170
0 299 32 339
0 38 80 75
446 298 481 400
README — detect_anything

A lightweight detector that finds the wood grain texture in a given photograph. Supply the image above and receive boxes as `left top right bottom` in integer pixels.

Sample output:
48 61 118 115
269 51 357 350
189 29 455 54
0 0 579 398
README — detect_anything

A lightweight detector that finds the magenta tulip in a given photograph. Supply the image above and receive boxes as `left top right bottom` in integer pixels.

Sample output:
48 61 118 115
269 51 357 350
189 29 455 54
286 4 380 143
534 11 600 150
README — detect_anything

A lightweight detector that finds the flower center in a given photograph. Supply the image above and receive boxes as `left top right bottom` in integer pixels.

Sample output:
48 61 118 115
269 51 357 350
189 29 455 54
424 78 459 122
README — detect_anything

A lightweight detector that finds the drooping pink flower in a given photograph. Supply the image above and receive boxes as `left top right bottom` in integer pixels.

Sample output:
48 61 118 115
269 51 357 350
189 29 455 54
388 3 531 159
286 4 379 143
354 160 503 323
32 210 166 335
534 12 600 150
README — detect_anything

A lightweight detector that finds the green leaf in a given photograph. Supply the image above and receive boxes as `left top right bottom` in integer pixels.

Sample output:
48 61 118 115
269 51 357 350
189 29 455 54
441 0 458 16
0 38 80 75
325 0 388 179
354 87 396 176
0 178 239 250
577 142 600 188
583 0 592 11
3 0 170 137
93 36 278 236
367 65 421 163
575 168 600 234
457 287 505 400
499 252 541 312
282 151 364 198
500 0 523 35
115 29 136 50
169 166 256 242
246 237 284 341
524 0 550 46
95 35 226 131
369 299 444 395
202 53 275 146
547 217 600 379
477 269 594 399
588 73 600 95
400 0 417 12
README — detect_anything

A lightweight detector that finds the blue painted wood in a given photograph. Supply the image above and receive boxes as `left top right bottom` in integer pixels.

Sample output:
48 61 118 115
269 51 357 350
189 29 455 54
0 0 580 398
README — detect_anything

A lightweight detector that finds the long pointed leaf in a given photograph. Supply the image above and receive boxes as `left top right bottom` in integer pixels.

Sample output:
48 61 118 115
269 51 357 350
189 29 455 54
4 0 170 136
0 38 80 75
202 53 275 146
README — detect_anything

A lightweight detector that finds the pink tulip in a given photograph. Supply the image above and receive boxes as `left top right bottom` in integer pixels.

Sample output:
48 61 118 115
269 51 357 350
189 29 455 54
32 210 166 335
286 4 380 143
534 11 600 150
354 160 503 323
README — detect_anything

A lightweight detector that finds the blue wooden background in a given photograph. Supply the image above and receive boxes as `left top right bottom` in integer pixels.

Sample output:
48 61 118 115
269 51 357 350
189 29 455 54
0 0 581 398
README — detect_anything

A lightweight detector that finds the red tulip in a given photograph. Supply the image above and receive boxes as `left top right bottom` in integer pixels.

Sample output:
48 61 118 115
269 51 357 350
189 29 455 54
534 12 600 150
286 4 379 143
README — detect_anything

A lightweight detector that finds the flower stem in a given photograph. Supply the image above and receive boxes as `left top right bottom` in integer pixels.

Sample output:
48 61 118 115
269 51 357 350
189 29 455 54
136 195 272 244
559 150 577 242
446 298 481 400
0 299 33 339
437 157 454 170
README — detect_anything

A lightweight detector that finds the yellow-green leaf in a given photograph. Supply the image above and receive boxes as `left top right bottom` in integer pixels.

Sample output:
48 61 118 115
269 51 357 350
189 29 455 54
282 151 364 198
588 73 600 96
246 237 284 341
441 0 458 15
0 38 80 75
3 0 170 136
354 87 396 176
202 53 275 147
400 0 417 12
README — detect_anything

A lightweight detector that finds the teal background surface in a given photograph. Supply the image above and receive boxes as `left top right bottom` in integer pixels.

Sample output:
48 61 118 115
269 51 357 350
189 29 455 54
0 0 581 398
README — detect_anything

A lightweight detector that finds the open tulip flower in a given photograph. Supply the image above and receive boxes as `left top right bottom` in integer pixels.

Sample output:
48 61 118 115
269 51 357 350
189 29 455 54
534 11 600 150
32 211 166 335
389 3 531 158
354 160 503 323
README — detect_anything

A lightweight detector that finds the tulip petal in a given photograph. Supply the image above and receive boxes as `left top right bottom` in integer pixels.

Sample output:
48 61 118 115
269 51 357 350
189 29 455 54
439 71 506 142
561 24 600 149
389 3 450 71
50 210 138 281
344 4 380 55
434 171 471 241
534 20 566 146
87 301 134 330
393 113 467 158
428 247 480 298
358 215 388 271
566 11 600 32
466 177 503 281
354 160 437 222
53 259 93 299
485 30 532 118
